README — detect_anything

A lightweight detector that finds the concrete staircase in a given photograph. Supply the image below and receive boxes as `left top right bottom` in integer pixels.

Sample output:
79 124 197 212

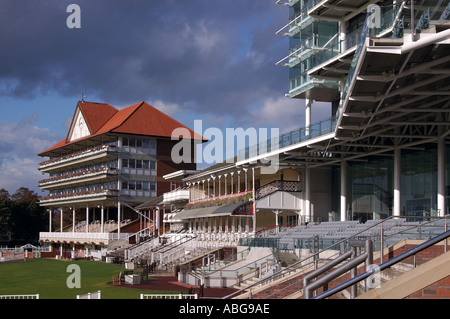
357 250 450 299
232 238 449 300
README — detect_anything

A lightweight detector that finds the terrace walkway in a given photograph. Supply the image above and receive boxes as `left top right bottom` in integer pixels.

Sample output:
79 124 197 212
107 272 238 298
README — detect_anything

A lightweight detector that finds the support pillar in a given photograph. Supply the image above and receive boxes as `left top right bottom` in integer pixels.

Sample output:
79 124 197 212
60 207 63 233
341 160 347 221
393 148 401 217
274 210 280 227
252 167 256 234
224 174 228 195
438 138 446 217
72 207 76 233
237 171 241 193
244 168 248 192
305 167 311 222
340 20 347 52
49 209 52 232
305 99 312 136
117 201 121 235
101 205 104 233
86 206 89 233
156 207 160 232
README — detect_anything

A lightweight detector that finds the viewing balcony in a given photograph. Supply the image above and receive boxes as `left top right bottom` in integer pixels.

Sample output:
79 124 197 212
39 189 120 206
255 180 302 200
39 231 129 245
186 190 253 209
39 167 118 189
39 145 118 172
163 187 190 204
237 116 337 162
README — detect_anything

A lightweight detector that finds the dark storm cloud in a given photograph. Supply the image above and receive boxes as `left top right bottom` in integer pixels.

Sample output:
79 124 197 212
0 0 288 118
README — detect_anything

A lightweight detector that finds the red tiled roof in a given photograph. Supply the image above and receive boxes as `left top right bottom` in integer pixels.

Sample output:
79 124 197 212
78 101 118 134
38 101 205 156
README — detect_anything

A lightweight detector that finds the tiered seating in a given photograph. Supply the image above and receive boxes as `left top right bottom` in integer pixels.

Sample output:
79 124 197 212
270 218 447 250
63 219 130 233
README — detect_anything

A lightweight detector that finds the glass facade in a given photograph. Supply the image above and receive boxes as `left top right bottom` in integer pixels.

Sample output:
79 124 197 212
334 145 449 221
401 147 438 218
346 157 393 221
288 0 339 97
446 144 450 216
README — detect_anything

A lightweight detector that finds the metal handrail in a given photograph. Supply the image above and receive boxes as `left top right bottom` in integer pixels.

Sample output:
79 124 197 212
304 239 374 299
223 217 395 299
313 229 450 299
223 215 449 299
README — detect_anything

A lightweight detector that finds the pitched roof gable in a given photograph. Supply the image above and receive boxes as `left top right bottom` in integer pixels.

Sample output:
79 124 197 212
110 101 204 140
38 100 205 156
79 101 118 134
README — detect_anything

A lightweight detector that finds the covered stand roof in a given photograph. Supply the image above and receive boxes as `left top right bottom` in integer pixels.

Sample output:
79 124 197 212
174 202 251 220
238 21 450 170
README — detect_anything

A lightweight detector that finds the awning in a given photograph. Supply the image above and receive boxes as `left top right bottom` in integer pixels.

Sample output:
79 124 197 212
174 202 250 220
135 195 164 209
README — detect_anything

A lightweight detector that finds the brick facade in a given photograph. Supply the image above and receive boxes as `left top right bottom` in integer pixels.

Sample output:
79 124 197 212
406 275 450 299
156 138 196 196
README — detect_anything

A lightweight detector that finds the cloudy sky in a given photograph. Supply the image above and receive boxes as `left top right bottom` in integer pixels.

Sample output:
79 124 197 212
0 0 331 194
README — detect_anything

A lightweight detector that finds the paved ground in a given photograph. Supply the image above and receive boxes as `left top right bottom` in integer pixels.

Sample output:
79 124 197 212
108 271 240 299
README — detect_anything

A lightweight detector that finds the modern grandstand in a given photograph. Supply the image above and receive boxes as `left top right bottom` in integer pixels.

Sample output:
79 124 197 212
1 0 449 300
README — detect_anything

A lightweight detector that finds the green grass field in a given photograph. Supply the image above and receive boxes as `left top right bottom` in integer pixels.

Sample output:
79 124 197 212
0 258 181 299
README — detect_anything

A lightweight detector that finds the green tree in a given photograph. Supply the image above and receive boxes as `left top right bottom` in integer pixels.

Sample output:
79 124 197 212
9 187 47 244
0 189 12 239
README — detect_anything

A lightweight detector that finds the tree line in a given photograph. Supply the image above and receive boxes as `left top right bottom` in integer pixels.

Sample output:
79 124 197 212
0 187 47 245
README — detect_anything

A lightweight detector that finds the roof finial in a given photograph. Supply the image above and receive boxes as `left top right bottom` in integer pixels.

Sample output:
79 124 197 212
81 91 86 103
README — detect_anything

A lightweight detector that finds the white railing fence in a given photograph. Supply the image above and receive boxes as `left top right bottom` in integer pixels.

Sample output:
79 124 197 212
76 290 101 299
0 294 39 299
140 294 198 299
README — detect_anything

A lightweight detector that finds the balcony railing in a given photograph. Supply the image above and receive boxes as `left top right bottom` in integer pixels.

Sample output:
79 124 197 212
255 180 302 200
163 187 190 203
39 189 119 204
39 145 116 169
286 5 400 98
39 167 118 186
238 116 337 161
186 190 253 209
39 231 129 243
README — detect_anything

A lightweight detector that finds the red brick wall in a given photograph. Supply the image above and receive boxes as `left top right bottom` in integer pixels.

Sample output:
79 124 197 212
382 244 445 264
156 138 196 196
406 275 450 299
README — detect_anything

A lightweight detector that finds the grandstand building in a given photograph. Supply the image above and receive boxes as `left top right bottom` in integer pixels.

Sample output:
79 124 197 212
157 0 450 296
164 164 302 245
37 100 202 257
165 0 450 245
265 0 450 222
30 1 450 300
